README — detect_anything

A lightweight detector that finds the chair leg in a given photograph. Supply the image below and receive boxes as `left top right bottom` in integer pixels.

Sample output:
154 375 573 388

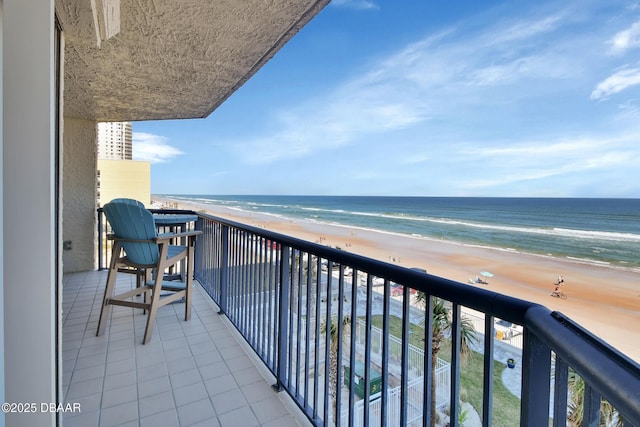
142 244 169 344
138 268 151 314
142 273 163 345
97 245 121 336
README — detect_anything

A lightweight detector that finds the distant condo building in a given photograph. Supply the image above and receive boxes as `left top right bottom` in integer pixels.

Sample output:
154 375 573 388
97 121 133 160
97 121 151 206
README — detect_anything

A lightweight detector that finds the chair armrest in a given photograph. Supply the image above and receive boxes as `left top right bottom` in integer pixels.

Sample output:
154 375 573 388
107 231 201 243
155 230 202 243
107 234 157 244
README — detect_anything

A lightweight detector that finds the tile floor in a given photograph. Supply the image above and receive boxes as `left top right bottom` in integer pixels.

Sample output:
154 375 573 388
62 270 310 427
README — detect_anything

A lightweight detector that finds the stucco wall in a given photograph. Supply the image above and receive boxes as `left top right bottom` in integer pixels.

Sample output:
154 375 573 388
63 117 97 273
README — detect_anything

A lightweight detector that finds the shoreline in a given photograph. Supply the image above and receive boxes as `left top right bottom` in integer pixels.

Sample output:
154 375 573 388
153 196 640 362
302 217 640 275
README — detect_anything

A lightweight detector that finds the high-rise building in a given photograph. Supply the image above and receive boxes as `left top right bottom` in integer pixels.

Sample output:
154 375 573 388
96 121 150 206
97 121 133 160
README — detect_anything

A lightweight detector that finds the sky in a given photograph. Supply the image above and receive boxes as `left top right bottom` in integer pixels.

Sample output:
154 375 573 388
133 0 640 198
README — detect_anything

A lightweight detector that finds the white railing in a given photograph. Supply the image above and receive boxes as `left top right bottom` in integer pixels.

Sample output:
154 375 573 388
342 376 447 426
354 319 450 406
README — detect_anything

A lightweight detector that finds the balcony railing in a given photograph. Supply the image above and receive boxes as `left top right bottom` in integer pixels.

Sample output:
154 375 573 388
97 208 640 426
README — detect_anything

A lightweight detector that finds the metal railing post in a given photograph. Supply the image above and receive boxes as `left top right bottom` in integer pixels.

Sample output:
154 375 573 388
521 329 552 425
400 287 411 426
552 356 569 427
449 303 462 427
194 217 203 277
275 245 291 392
422 296 434 427
219 224 229 315
482 315 495 427
583 383 602 427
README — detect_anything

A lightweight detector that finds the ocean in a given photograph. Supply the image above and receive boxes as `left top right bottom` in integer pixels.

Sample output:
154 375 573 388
165 195 640 272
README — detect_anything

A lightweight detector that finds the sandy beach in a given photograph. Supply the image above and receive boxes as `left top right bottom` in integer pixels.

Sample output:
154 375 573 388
155 197 640 363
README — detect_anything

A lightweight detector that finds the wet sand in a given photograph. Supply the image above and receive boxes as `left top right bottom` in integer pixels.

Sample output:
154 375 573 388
156 197 640 362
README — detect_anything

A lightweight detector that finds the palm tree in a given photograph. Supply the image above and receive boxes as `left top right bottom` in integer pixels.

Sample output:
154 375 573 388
306 255 319 318
323 314 351 425
416 293 477 427
566 369 623 427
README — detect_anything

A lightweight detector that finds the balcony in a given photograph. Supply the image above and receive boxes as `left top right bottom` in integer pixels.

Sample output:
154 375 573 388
88 209 640 427
62 270 307 426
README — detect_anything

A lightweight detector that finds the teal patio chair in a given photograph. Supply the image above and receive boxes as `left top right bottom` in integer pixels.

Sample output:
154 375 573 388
107 197 149 288
97 198 201 344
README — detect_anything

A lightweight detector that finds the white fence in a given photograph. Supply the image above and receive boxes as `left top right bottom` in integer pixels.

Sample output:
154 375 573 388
342 375 448 427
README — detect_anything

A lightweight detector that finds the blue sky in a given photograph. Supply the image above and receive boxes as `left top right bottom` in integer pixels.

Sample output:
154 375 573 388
133 0 640 197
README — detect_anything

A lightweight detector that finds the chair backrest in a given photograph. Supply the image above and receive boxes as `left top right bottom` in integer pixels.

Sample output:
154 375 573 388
109 198 146 208
103 199 159 266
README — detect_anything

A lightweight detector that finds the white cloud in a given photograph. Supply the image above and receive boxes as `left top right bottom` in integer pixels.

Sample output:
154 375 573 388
464 133 640 177
132 132 183 163
330 0 378 10
609 19 640 54
402 153 432 165
235 12 568 164
469 58 538 86
617 99 640 118
486 14 563 46
590 67 640 100
233 60 431 163
231 1 635 176
459 140 637 192
467 138 611 157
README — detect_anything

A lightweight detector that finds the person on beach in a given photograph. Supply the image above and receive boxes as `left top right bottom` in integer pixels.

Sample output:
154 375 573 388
557 274 564 285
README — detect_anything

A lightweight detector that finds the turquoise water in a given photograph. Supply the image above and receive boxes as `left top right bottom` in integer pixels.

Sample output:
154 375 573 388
165 195 640 271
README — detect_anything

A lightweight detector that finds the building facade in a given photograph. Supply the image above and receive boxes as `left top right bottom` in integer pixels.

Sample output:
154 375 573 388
97 159 151 207
97 121 132 160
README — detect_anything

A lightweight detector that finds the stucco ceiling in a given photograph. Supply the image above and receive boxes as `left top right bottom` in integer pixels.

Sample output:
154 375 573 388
56 0 330 122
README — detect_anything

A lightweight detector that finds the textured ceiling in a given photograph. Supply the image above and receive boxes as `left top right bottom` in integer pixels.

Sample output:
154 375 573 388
57 0 330 122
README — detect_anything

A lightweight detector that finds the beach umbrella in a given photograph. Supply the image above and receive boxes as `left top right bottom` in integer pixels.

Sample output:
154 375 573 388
480 271 494 278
